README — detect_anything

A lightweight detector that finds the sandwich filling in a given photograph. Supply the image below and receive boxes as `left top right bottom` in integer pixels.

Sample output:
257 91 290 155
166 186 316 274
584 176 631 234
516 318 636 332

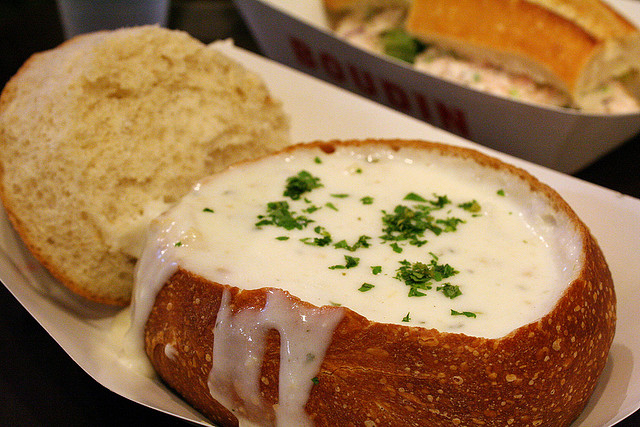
130 142 581 426
330 7 640 113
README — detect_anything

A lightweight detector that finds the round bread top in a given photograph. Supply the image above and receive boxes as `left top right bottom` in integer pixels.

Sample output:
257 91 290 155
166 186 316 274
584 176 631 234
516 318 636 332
0 26 289 305
135 140 583 339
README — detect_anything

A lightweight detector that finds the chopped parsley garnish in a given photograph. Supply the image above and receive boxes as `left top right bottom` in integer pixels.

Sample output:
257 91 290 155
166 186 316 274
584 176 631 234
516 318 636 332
451 310 477 318
325 202 338 211
360 196 374 205
303 204 321 214
394 255 459 297
358 283 375 292
333 235 371 251
284 170 323 200
202 207 214 213
402 312 411 322
174 241 183 247
276 236 290 241
435 217 466 232
330 193 349 198
497 189 505 196
403 192 427 202
380 194 454 246
371 266 382 275
256 201 313 230
300 226 332 247
329 255 360 270
458 200 481 213
311 376 320 384
437 283 462 299
314 156 322 164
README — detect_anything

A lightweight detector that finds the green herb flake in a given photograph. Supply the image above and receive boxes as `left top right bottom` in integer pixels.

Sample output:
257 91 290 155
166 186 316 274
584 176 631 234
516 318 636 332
303 205 321 214
311 377 320 385
284 170 323 200
331 193 349 198
202 207 215 213
333 235 371 252
255 201 313 230
395 255 459 297
360 196 374 205
458 200 481 213
451 310 477 318
402 312 411 322
435 217 465 232
325 202 338 211
391 242 403 253
371 266 382 275
437 283 462 299
497 189 506 196
314 156 322 164
174 241 183 247
276 236 290 241
403 192 427 202
300 226 332 247
329 255 360 270
358 283 375 292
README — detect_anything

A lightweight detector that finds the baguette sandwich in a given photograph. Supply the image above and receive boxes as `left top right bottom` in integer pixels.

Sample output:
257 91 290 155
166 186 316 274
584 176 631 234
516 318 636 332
0 26 290 305
325 0 640 113
131 139 616 426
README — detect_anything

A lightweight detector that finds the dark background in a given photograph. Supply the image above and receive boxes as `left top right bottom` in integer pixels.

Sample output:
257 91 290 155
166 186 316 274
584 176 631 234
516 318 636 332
0 1 638 425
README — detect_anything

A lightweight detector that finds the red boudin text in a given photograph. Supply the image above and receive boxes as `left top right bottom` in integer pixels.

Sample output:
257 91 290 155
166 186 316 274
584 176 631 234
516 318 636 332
289 37 471 139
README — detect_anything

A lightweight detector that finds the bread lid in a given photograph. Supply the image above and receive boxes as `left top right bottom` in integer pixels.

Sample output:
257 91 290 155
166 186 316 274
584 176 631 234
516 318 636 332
0 26 290 305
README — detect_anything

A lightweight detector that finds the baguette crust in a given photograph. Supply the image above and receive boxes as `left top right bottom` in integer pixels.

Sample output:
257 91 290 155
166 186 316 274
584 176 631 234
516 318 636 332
143 139 616 426
405 0 640 101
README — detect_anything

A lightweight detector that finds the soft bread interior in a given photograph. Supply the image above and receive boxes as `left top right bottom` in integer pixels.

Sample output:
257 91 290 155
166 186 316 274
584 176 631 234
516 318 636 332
0 26 290 304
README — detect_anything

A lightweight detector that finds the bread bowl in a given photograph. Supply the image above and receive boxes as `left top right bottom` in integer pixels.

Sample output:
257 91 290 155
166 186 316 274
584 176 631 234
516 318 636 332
325 0 640 113
130 139 616 426
0 26 289 305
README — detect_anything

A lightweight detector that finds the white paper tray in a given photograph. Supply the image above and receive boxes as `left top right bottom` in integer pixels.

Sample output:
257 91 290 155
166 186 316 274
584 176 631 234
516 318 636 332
1 41 639 426
234 0 640 174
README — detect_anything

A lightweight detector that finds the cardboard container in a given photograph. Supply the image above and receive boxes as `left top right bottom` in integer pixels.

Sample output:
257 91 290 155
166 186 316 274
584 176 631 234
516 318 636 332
234 0 640 173
2 42 640 426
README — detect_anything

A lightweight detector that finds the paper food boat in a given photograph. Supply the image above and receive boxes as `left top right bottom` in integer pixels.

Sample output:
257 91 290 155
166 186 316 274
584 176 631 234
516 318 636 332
234 0 640 174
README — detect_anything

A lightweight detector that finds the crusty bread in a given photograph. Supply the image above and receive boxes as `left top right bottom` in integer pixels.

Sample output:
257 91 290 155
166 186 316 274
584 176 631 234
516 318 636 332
139 139 616 426
405 0 640 109
0 26 290 305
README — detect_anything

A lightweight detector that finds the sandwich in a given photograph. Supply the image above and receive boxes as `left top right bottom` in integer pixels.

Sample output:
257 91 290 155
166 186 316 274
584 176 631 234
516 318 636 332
325 0 640 113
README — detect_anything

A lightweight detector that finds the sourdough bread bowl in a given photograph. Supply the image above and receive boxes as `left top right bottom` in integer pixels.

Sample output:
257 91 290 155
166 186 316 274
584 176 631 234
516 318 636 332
0 26 290 305
132 139 616 426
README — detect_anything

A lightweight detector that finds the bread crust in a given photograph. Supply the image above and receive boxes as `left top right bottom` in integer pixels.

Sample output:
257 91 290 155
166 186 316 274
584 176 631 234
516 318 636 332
143 139 616 426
